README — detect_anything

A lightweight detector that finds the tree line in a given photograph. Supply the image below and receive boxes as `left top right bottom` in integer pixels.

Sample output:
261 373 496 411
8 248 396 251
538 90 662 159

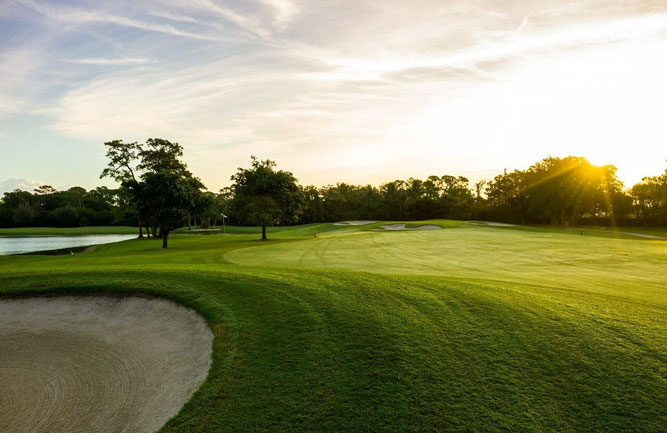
1 139 666 246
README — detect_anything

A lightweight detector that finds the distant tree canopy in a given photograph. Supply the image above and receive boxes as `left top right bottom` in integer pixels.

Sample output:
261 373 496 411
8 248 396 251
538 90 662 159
228 157 303 240
484 156 634 226
297 175 474 224
630 169 667 226
0 186 134 228
2 153 667 236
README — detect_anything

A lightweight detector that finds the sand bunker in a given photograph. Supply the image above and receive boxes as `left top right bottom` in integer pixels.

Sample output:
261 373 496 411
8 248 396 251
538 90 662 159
333 220 376 226
468 221 515 227
0 296 213 433
373 224 441 231
576 228 667 240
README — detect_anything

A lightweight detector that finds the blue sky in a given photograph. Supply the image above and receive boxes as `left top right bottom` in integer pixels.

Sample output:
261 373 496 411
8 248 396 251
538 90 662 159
1 0 666 194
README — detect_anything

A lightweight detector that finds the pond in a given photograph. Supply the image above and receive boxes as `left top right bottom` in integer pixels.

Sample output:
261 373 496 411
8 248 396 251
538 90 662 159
0 234 137 255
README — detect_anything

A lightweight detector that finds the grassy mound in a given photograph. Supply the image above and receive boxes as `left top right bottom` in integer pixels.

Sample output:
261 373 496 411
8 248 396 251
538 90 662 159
0 221 665 432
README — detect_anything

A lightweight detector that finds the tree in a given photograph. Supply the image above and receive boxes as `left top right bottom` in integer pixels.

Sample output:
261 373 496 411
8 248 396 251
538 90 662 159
138 138 188 174
100 140 141 183
54 205 80 227
486 170 529 223
380 180 408 220
12 203 35 225
439 175 474 220
523 157 622 226
142 171 200 248
230 156 304 240
300 186 325 223
631 167 667 225
189 182 214 229
100 140 145 237
101 138 194 239
33 185 56 195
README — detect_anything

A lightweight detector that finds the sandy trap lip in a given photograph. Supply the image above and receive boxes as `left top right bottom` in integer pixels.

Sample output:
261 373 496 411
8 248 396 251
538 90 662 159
0 295 213 433
373 224 441 231
333 220 376 226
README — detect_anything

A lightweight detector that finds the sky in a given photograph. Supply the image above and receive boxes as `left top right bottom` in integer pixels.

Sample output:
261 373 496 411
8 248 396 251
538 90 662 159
1 0 666 194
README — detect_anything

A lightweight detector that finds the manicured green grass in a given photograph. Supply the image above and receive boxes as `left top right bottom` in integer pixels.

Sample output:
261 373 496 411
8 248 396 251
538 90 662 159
575 225 667 238
0 226 138 236
514 224 667 240
0 221 665 432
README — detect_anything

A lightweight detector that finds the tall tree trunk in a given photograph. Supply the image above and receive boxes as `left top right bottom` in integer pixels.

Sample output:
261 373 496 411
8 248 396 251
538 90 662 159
262 225 267 240
162 229 169 248
137 218 144 238
152 226 157 238
188 215 191 231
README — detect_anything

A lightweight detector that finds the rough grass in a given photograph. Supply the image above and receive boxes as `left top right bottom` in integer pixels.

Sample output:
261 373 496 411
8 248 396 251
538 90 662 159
0 220 665 432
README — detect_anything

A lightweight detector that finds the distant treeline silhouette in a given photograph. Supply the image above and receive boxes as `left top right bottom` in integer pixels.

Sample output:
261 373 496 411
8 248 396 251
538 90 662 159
1 155 666 229
295 156 666 226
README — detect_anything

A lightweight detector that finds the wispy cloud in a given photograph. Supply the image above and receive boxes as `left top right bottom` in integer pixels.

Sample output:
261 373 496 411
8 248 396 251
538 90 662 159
149 10 201 24
2 0 667 188
62 56 153 65
261 0 299 25
165 0 272 39
18 0 225 41
0 45 44 118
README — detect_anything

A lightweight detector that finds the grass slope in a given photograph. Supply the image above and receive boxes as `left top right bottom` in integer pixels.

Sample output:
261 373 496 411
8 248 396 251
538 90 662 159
0 220 665 432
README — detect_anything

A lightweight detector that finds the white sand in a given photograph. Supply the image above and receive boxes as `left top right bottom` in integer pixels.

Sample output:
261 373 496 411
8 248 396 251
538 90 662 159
469 222 665 239
333 220 376 226
577 228 667 240
377 223 406 230
627 233 666 239
0 296 213 433
373 224 441 231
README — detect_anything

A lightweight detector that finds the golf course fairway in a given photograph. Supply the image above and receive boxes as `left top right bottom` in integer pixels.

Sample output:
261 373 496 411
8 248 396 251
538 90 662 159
0 220 665 432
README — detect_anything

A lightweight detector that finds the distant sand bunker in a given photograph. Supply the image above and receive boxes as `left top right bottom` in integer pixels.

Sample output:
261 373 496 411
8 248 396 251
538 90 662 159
468 221 515 227
333 220 376 226
373 224 441 231
0 296 213 433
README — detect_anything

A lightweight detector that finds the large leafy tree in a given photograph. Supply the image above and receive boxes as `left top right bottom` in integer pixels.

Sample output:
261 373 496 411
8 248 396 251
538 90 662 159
230 156 304 240
524 157 623 226
142 171 200 248
101 138 208 245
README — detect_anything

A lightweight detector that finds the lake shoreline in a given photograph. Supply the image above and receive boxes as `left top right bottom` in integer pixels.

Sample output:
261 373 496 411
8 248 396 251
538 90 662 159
0 234 136 256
